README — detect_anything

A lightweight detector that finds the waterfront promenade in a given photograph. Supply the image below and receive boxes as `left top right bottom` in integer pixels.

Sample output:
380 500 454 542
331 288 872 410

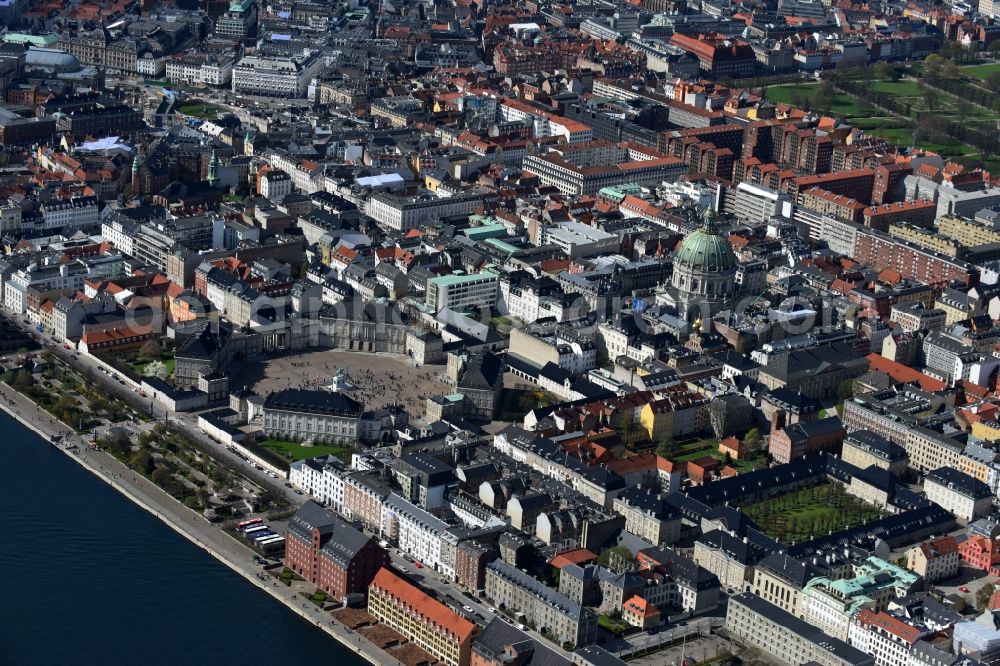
0 380 397 666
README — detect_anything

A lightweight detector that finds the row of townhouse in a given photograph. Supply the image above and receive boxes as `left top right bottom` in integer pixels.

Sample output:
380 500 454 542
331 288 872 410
484 559 598 649
493 425 645 508
313 468 470 579
3 254 125 315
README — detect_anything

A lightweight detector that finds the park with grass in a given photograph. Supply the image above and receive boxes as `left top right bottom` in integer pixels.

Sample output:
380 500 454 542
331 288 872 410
598 613 637 636
129 355 175 378
256 437 350 463
740 482 887 544
177 102 227 120
763 57 1000 171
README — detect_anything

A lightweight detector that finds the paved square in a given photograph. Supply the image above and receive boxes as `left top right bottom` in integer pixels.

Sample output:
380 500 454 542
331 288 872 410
230 350 452 421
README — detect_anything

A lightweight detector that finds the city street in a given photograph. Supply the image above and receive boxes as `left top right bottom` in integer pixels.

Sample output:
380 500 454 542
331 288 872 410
602 617 721 659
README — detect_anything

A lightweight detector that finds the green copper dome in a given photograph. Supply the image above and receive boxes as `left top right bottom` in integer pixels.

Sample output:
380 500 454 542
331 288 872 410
675 206 737 272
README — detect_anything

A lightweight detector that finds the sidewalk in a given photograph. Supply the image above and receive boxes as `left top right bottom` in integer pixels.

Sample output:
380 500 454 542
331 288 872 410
0 380 397 666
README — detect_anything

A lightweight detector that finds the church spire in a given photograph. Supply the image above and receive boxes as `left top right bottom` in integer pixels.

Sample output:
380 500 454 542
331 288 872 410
702 205 717 233
208 148 219 187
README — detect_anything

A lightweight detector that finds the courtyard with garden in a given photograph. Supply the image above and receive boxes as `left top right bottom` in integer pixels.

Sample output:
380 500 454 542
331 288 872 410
739 482 887 544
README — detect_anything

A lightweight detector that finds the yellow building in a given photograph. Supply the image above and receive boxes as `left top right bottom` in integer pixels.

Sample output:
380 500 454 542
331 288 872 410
368 567 477 666
938 215 1000 247
889 223 961 257
971 420 1000 442
638 388 709 441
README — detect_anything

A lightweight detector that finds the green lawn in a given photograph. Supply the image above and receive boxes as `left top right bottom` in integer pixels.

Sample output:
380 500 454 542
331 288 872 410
671 440 766 473
845 116 907 129
961 63 1000 80
258 438 349 462
177 103 226 120
868 79 925 97
598 615 630 635
740 483 887 544
764 83 868 117
674 443 719 463
866 127 973 157
130 357 175 377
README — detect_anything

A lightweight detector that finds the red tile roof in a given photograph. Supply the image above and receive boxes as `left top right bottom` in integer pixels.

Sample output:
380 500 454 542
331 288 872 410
370 568 476 641
865 353 946 392
550 548 598 569
854 609 921 644
623 594 660 618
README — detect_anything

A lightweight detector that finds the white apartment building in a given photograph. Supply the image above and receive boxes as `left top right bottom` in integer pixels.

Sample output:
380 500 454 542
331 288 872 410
802 582 864 641
266 152 321 194
499 280 570 323
425 270 499 312
101 216 138 257
166 54 235 87
498 99 593 143
231 52 324 98
848 610 925 666
365 191 482 231
4 256 124 314
523 154 687 196
0 201 21 233
382 493 450 577
136 53 166 77
725 181 789 224
41 196 99 231
545 221 619 258
288 455 348 513
260 170 292 199
923 467 993 521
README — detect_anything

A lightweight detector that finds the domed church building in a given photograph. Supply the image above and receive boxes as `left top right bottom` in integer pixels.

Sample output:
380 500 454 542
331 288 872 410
669 206 740 322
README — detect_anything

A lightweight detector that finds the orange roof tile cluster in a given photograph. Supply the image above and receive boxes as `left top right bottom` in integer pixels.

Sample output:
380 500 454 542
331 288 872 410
854 609 921 644
865 353 946 392
81 324 155 346
623 594 660 618
370 568 476 642
550 548 598 569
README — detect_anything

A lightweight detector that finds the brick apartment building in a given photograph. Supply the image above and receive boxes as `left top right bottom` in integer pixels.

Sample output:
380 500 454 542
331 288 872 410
800 188 867 224
873 163 912 204
787 168 877 203
852 227 979 287
768 417 846 464
284 501 388 601
669 33 756 77
863 200 936 232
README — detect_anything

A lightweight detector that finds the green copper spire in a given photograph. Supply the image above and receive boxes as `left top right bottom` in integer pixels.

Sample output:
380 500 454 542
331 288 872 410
702 205 717 233
208 148 219 186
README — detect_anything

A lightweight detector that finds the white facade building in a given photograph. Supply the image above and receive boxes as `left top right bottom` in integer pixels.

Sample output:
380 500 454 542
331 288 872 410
365 191 482 231
231 52 324 98
261 389 362 445
166 55 235 86
923 467 993 521
41 196 99 231
382 493 450 576
288 455 348 513
848 610 925 666
425 270 499 312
